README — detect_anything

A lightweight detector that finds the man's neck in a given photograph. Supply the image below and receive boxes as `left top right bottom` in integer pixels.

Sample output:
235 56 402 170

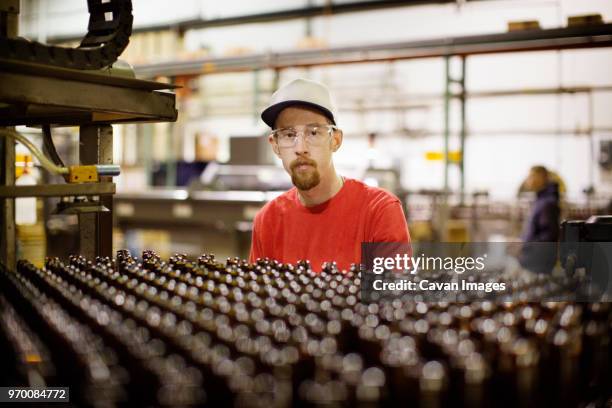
297 171 344 207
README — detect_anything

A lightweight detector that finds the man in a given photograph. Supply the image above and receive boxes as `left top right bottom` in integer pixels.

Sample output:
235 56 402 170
519 165 561 273
249 78 410 272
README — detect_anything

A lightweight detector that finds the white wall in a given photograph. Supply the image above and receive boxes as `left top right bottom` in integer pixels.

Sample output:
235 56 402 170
18 0 612 201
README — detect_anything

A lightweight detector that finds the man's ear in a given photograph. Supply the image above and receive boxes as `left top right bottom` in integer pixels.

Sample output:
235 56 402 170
331 129 343 152
268 134 281 156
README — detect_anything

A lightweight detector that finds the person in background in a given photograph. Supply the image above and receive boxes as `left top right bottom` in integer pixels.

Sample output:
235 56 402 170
249 78 411 272
518 168 566 196
519 165 561 273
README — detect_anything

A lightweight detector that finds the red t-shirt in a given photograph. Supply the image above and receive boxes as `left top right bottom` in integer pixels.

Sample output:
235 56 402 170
249 178 411 272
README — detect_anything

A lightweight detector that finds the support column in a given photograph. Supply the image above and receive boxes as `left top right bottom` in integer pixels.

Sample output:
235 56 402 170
0 133 16 269
0 0 19 270
459 56 467 205
443 56 451 194
440 56 451 241
79 125 113 259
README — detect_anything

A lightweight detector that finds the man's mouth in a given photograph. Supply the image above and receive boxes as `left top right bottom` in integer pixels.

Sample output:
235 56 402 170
296 163 312 171
291 160 316 172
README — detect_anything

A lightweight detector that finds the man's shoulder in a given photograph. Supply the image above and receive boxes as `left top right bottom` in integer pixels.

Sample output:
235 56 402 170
255 188 296 221
345 178 401 207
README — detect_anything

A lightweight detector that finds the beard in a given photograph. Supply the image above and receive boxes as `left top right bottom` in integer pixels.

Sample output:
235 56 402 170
290 158 321 191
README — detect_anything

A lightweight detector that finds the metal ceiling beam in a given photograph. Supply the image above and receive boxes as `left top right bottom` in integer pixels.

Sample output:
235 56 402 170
133 23 612 78
48 0 493 43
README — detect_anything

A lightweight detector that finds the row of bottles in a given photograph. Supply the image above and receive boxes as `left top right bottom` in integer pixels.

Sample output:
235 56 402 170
0 251 610 407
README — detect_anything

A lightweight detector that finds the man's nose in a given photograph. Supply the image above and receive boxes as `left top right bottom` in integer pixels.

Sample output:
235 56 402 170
293 133 309 153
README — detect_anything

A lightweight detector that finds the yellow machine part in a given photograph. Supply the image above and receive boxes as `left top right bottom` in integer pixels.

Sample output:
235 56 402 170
15 153 32 178
68 165 99 183
425 151 462 163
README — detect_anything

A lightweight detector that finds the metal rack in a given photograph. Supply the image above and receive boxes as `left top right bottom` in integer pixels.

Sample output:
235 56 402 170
130 20 612 241
0 1 177 270
132 23 612 200
133 23 612 77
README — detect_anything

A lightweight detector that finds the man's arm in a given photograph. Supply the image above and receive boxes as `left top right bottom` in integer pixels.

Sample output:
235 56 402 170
369 200 411 243
249 214 263 263
365 199 412 269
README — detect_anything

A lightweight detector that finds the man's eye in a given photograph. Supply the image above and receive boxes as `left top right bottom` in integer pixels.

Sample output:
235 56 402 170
280 132 296 139
308 127 325 137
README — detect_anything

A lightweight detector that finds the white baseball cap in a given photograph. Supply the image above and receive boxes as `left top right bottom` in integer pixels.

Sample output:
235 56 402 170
261 78 337 128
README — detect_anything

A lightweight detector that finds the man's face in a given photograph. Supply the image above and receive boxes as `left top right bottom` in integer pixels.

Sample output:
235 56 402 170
269 106 342 191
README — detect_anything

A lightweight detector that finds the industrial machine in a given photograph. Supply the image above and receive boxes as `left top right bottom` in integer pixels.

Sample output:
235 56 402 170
0 0 177 269
560 216 612 300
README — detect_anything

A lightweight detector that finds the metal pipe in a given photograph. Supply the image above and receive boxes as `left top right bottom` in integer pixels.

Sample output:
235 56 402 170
443 56 450 195
587 90 595 208
0 129 69 175
184 84 612 103
141 124 153 186
400 128 612 137
134 24 612 78
459 56 467 205
441 55 451 241
166 122 177 188
49 0 496 43
253 69 260 124
95 164 121 177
